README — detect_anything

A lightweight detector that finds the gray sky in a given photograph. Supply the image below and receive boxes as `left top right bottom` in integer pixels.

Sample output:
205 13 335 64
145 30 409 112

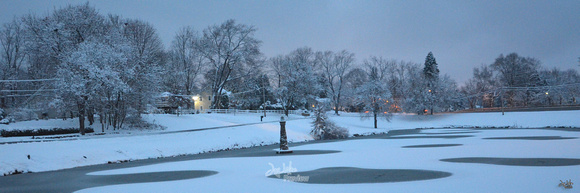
1 0 579 84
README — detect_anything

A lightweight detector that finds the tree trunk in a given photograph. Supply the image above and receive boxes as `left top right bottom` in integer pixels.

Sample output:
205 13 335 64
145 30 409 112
78 99 86 135
374 112 377 128
100 113 105 133
335 93 341 115
87 107 94 125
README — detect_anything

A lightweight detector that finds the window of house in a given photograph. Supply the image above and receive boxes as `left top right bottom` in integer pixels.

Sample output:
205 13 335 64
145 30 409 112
209 96 211 101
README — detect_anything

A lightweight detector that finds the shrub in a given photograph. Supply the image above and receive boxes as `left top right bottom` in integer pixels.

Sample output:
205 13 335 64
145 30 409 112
5 108 38 122
124 114 165 130
0 127 94 137
310 105 349 140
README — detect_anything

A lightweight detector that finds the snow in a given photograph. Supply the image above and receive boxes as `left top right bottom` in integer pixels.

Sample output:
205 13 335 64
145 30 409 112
0 110 579 192
77 128 579 193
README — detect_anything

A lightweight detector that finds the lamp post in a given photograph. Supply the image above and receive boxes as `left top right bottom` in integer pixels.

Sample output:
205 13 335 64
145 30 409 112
500 88 504 115
277 116 293 154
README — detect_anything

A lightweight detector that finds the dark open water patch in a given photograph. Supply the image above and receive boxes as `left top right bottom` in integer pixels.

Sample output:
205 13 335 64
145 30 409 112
440 157 580 166
402 144 463 148
268 167 451 184
385 135 473 139
423 131 480 135
230 150 341 157
483 136 577 140
91 170 218 185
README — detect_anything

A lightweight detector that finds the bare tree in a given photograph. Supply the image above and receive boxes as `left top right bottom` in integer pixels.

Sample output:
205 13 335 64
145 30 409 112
167 26 204 95
492 53 541 107
198 19 261 109
317 50 354 115
122 19 164 115
0 18 26 108
0 18 26 73
357 57 393 128
271 47 319 116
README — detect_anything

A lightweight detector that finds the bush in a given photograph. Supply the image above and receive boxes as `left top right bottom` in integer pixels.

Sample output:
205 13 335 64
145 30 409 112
125 115 165 130
310 105 349 140
0 127 94 137
5 108 38 122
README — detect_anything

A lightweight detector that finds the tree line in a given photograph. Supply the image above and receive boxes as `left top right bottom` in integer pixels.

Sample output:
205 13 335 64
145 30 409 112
1 3 579 131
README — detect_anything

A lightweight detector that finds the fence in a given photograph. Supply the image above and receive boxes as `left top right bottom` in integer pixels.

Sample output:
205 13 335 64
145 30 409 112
454 105 580 113
175 109 302 115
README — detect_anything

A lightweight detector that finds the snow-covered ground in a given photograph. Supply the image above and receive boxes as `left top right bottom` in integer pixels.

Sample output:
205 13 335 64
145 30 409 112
1 110 579 191
77 128 580 192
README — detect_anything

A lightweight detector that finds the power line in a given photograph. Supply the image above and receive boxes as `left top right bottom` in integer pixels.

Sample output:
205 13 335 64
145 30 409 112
0 94 55 98
0 89 57 92
0 79 57 83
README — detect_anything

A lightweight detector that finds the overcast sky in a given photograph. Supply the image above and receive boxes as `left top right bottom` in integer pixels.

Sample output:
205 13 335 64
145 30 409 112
1 0 579 84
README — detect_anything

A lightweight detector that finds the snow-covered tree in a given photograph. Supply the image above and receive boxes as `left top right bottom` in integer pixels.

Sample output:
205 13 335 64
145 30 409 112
310 104 348 140
423 52 440 81
228 72 275 110
403 62 429 114
18 3 165 133
271 47 320 115
423 52 439 114
58 39 129 134
121 19 164 115
342 67 367 112
21 3 112 134
436 75 462 111
357 58 392 128
539 68 580 106
460 64 499 109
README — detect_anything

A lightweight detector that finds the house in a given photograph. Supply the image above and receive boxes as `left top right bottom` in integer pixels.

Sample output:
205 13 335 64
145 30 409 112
155 92 214 114
191 92 212 112
155 92 193 114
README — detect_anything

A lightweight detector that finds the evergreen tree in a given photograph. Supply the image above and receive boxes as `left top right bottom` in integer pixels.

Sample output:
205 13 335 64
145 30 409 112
310 104 348 140
423 52 439 114
423 52 440 82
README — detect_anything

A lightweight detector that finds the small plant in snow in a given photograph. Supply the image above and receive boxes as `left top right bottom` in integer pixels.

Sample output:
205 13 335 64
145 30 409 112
310 104 348 140
559 179 573 189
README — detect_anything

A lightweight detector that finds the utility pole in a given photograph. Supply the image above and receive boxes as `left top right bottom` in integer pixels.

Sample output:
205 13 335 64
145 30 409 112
500 87 504 115
262 76 267 117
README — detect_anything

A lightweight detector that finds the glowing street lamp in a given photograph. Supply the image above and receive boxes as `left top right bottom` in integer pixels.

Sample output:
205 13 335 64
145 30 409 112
191 96 199 111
